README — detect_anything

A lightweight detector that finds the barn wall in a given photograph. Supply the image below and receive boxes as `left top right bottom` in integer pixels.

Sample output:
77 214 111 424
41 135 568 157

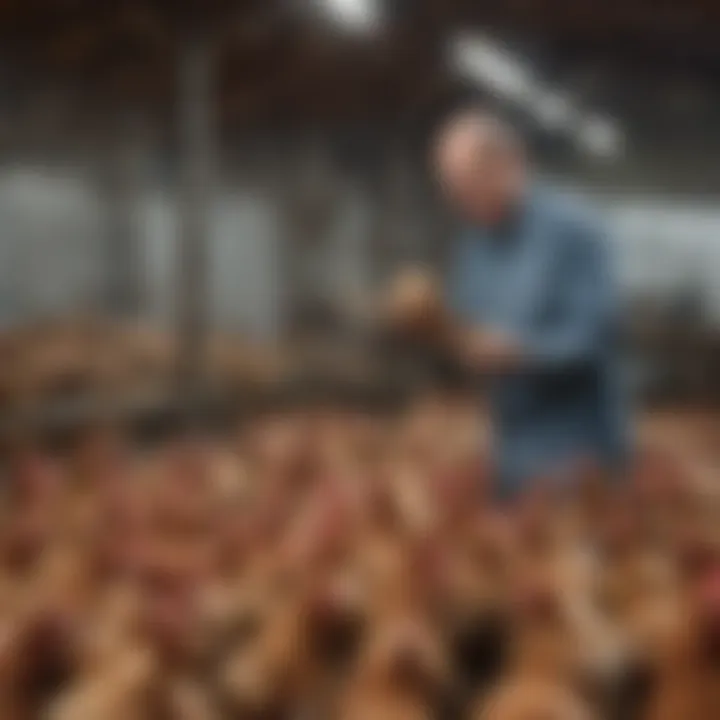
0 162 718 336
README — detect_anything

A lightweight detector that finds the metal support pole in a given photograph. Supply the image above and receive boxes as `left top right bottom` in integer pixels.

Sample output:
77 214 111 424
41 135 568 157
103 112 145 317
176 32 215 415
368 141 410 286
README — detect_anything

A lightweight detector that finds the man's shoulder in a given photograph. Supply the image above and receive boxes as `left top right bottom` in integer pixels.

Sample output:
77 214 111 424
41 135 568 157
531 186 605 237
531 188 609 263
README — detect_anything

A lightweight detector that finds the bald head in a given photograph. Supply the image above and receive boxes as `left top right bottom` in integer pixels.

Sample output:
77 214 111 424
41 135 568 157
433 109 527 224
437 110 522 163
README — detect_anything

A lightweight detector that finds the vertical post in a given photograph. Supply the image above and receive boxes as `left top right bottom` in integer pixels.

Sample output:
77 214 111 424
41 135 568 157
277 138 338 340
103 111 145 317
277 146 304 339
366 145 395 289
369 140 410 284
177 31 215 415
426 190 456 276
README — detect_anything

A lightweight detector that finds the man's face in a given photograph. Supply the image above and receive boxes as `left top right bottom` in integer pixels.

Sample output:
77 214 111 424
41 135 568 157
435 121 523 225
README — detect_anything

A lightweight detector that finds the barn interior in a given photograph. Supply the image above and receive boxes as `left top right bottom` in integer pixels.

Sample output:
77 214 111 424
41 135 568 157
0 0 718 423
0 6 720 720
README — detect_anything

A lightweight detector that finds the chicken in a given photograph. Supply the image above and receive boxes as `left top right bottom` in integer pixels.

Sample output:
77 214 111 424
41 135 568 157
164 676 222 720
598 508 681 668
644 566 720 720
505 565 627 707
0 391 716 720
442 515 516 690
474 678 596 720
381 265 447 339
46 645 158 720
218 574 364 718
339 613 452 720
0 599 80 720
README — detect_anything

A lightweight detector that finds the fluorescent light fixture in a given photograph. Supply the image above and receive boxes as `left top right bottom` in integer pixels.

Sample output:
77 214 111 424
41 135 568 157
316 0 381 32
450 33 627 160
451 34 534 102
530 91 577 131
577 116 624 159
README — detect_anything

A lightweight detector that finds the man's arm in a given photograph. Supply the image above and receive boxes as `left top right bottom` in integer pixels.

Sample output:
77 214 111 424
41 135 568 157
448 219 617 374
385 218 617 374
521 219 616 371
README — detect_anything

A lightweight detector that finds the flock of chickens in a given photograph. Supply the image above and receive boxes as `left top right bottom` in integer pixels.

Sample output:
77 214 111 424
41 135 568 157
0 320 284 416
1 390 719 720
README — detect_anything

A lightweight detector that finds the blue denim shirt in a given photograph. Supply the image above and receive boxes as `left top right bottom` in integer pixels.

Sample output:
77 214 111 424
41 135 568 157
448 188 629 494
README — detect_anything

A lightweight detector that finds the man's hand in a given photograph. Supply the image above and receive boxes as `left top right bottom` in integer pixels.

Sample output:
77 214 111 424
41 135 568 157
380 266 447 339
459 328 523 372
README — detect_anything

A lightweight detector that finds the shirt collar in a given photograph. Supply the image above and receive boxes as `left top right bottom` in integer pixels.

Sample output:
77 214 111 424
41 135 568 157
476 185 535 245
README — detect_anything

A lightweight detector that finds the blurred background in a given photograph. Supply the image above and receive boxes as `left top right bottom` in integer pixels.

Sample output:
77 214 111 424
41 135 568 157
3 7 720 720
0 0 719 425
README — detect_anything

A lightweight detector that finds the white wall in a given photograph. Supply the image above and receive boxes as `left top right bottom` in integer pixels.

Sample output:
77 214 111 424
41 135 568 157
0 165 374 337
0 168 104 323
608 200 720 319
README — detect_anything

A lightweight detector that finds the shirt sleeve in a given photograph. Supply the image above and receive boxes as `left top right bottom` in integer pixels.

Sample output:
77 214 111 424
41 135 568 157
523 218 617 370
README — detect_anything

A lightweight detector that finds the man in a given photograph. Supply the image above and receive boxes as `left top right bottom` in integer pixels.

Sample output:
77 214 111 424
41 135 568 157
393 109 628 498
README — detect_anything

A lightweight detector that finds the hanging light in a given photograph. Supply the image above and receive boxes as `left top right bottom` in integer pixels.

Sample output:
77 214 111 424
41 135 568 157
451 33 534 103
530 91 577 131
449 32 627 162
314 0 382 33
577 116 624 159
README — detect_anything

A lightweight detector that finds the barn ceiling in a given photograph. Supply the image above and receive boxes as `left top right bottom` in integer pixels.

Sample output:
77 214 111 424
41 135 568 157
0 0 716 131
